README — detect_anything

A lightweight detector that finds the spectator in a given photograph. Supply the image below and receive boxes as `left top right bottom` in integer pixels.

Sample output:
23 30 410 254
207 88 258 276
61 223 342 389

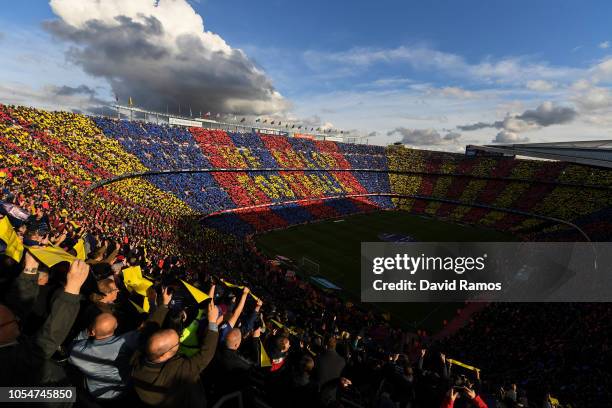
314 336 347 405
131 296 219 407
0 255 90 386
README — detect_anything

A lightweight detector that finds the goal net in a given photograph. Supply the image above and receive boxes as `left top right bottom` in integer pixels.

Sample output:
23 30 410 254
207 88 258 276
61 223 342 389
301 257 320 275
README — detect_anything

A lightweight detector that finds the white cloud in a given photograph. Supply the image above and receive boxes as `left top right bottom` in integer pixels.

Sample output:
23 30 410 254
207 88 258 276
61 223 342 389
493 130 529 143
45 0 289 115
304 45 581 86
590 57 612 83
386 127 461 146
427 86 480 99
599 41 610 49
0 82 111 114
526 80 555 92
572 86 612 111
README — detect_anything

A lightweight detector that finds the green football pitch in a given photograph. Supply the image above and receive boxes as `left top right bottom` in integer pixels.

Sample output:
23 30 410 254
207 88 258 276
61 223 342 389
255 210 514 333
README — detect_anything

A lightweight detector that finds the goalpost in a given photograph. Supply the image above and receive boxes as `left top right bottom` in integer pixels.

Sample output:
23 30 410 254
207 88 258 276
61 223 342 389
301 257 320 275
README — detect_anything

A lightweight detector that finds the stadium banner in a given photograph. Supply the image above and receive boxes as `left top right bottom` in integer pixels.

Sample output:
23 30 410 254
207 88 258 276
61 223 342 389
323 135 343 142
294 133 315 139
361 242 612 302
168 117 203 127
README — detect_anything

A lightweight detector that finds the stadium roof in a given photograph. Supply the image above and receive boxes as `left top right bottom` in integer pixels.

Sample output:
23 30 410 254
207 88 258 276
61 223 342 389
466 140 612 169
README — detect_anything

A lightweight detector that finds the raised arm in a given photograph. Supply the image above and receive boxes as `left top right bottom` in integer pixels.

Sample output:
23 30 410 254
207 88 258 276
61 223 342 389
5 251 41 318
35 260 89 359
228 287 250 328
180 299 220 379
418 348 426 371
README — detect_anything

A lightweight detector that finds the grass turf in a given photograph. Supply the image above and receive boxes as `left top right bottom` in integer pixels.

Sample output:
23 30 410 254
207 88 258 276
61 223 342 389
255 210 514 333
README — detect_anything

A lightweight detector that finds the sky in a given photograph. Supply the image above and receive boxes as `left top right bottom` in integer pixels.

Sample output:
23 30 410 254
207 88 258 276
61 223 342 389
1 0 612 150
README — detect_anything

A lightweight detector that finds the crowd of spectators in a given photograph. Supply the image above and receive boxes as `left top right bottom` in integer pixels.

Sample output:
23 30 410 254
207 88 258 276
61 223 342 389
1 104 611 407
93 118 394 233
386 145 612 241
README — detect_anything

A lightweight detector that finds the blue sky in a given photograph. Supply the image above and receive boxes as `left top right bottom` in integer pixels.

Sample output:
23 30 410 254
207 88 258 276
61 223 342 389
1 0 612 149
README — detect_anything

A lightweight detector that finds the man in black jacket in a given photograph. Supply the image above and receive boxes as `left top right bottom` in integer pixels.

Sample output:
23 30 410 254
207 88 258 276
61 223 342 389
131 297 219 407
0 253 90 386
314 337 347 406
212 327 258 396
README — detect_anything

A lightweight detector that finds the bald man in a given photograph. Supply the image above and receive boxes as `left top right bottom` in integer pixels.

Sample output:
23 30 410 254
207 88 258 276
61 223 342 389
225 328 243 350
131 298 220 407
210 327 259 397
69 312 141 401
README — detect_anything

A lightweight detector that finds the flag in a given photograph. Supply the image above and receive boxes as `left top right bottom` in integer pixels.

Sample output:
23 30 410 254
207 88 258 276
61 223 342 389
270 319 298 336
129 298 147 314
189 107 193 117
128 97 133 107
0 217 24 263
447 358 480 373
142 295 150 313
181 279 209 303
28 246 75 267
216 113 220 118
220 279 261 302
260 339 271 367
123 266 153 296
73 239 86 260
205 112 211 117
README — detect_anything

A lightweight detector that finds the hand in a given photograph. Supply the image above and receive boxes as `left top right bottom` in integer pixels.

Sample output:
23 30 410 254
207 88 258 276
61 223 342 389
463 387 476 399
65 260 90 294
161 287 172 306
420 348 427 358
448 388 458 402
440 352 446 363
253 327 262 338
242 286 250 295
147 286 157 303
340 377 352 388
207 300 219 323
255 298 263 311
23 251 40 271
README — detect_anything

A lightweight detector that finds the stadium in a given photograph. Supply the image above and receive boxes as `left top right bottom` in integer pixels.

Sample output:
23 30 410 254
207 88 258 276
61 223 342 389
2 102 611 408
2 1 612 408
